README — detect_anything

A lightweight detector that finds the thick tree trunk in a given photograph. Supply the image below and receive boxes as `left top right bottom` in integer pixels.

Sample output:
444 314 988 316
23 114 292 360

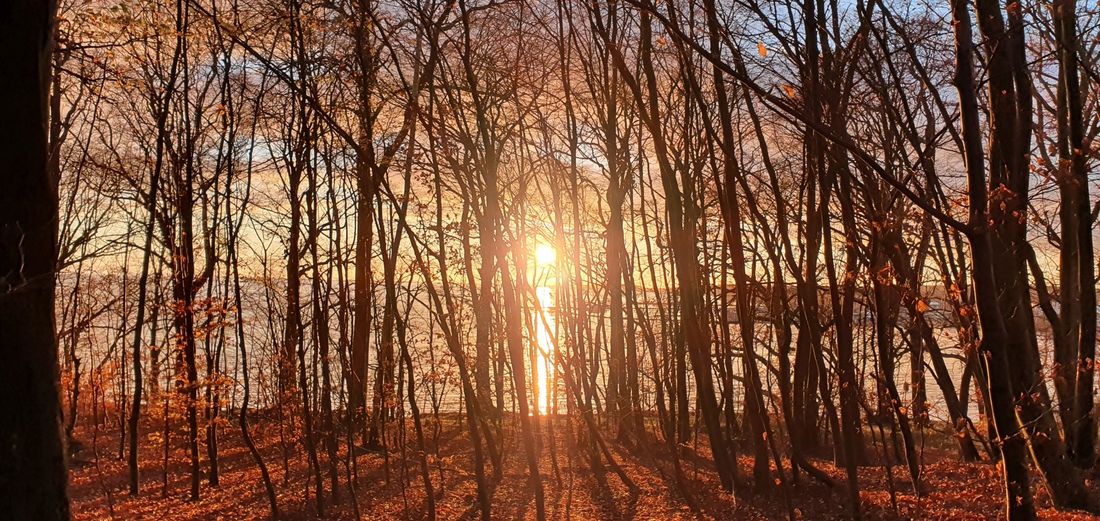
349 0 378 440
950 0 1035 515
976 0 1090 508
1052 0 1097 468
0 1 69 517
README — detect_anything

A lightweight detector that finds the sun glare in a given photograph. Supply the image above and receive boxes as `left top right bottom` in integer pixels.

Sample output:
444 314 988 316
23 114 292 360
535 243 556 266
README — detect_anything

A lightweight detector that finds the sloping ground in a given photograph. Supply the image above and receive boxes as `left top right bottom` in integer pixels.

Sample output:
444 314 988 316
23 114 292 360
68 417 1098 520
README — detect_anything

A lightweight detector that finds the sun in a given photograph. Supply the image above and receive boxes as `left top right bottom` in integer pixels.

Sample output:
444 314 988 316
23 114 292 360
535 243 556 266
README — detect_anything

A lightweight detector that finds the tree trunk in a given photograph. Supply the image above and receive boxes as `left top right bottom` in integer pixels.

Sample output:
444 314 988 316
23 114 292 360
950 0 1035 515
0 0 69 516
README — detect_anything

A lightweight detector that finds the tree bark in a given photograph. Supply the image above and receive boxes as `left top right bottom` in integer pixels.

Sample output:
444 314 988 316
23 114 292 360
0 0 69 517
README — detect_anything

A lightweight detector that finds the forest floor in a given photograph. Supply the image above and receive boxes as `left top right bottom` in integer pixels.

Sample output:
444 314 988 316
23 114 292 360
68 414 1100 520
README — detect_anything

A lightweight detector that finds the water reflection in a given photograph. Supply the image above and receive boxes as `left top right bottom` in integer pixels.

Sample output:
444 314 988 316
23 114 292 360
535 286 554 415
